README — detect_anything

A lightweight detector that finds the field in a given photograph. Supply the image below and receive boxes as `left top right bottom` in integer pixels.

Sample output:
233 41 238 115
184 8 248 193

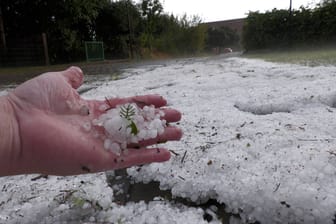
0 59 131 88
1 54 336 224
244 47 336 66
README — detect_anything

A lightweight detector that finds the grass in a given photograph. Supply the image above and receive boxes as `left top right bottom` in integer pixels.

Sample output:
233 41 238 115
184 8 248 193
0 63 86 86
0 61 93 76
0 59 131 86
243 46 336 66
3 47 334 86
0 58 134 76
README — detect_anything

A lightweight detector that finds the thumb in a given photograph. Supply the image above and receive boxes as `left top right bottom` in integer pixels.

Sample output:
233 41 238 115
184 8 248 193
62 66 84 89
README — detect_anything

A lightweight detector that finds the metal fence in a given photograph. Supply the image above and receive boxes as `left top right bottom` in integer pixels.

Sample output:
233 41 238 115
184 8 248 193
85 41 104 62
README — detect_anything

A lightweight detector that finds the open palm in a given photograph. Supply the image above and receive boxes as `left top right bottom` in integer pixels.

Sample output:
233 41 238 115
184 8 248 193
7 66 182 175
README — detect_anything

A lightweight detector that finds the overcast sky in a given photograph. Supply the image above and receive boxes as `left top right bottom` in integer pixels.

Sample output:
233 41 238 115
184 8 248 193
162 0 320 22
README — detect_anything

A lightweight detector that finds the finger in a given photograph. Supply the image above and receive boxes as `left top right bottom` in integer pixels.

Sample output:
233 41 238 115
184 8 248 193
110 148 171 170
161 108 182 123
62 66 84 89
132 95 167 108
128 126 183 148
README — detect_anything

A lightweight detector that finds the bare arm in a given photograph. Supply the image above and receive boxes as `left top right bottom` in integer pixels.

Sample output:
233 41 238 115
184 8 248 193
0 96 21 176
0 67 182 176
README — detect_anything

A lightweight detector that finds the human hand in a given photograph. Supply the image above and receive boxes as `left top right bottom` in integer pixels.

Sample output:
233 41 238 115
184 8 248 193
1 66 182 176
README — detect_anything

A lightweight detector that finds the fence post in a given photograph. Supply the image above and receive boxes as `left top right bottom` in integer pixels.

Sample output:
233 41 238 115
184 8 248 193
42 33 50 66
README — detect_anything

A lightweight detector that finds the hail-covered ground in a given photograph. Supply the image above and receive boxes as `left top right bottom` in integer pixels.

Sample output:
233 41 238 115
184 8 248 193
1 55 336 224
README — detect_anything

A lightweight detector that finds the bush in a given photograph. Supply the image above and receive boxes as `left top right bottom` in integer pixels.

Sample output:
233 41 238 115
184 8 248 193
242 0 336 51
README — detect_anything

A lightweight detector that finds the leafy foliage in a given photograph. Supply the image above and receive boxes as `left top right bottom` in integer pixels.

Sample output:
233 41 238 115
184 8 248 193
95 0 142 58
1 0 107 63
48 0 107 62
153 14 206 55
120 104 136 121
206 26 239 50
1 0 208 63
242 1 336 51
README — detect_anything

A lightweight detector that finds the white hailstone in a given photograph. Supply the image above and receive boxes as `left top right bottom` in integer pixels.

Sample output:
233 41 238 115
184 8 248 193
104 138 122 155
294 208 304 217
158 110 165 117
135 115 145 124
303 214 315 223
82 122 91 132
109 143 122 155
104 139 112 150
104 117 127 138
323 164 334 175
82 202 91 209
143 105 156 120
126 127 132 135
148 129 158 139
130 135 139 143
121 142 127 150
92 119 102 126
58 204 69 210
151 119 163 129
138 130 147 140
110 143 121 152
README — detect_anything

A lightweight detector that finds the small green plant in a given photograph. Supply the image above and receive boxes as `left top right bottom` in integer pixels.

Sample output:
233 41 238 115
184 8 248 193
71 196 86 208
119 104 139 135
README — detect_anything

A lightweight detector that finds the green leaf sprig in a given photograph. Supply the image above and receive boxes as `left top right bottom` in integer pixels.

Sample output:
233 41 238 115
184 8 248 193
119 104 139 135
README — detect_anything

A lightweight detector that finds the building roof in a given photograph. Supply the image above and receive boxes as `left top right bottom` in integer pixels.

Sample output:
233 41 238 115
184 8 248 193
203 18 246 36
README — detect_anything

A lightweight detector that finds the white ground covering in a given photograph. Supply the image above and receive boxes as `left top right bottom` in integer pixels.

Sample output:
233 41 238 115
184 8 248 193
1 173 213 224
1 56 336 223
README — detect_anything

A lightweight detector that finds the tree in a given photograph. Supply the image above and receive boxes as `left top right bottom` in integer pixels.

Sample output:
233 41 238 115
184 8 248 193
0 0 107 63
242 1 336 51
1 0 209 63
141 0 163 19
206 26 239 50
95 0 142 58
140 0 163 50
0 6 6 51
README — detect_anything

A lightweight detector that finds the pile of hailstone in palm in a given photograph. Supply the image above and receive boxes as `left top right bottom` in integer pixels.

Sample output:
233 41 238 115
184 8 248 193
92 103 166 155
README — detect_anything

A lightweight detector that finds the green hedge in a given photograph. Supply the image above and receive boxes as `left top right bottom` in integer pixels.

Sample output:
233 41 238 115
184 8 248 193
242 0 336 51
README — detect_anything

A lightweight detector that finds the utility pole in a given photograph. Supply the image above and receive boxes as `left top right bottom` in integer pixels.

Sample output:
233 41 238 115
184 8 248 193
42 33 50 65
288 0 293 47
0 6 7 52
126 0 134 59
289 0 293 16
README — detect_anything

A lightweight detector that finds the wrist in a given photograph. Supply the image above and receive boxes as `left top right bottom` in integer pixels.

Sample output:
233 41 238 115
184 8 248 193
0 95 21 176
